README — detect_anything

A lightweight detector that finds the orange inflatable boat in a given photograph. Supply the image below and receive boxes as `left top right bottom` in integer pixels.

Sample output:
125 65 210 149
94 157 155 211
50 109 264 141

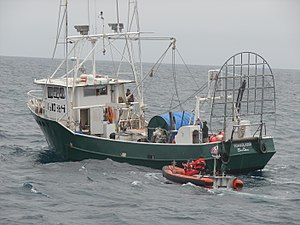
162 165 214 188
162 160 243 190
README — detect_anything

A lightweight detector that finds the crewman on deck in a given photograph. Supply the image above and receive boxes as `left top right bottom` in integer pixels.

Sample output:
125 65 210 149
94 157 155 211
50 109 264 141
202 121 209 143
126 89 134 103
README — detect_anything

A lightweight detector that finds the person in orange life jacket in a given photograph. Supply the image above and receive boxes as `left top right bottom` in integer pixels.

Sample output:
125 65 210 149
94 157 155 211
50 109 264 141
183 158 207 176
192 158 207 174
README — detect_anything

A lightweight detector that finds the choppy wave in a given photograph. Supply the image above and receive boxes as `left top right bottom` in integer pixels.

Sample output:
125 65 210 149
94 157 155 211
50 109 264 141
1 56 300 225
35 149 65 164
22 182 49 198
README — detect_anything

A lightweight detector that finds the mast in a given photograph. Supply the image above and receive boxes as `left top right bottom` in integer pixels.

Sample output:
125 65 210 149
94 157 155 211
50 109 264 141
65 0 70 122
92 39 96 76
116 0 120 32
134 0 145 117
88 0 96 76
127 0 144 124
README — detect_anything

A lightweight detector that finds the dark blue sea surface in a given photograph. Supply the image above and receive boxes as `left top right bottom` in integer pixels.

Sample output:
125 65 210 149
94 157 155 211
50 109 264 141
0 56 299 225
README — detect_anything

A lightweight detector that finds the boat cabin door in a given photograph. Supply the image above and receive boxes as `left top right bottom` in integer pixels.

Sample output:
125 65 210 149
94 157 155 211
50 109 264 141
192 130 200 143
80 108 90 133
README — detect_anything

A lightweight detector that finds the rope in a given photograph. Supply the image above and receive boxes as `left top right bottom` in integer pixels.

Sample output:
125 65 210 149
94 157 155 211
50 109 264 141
176 48 200 89
137 42 173 94
171 45 184 112
162 82 208 114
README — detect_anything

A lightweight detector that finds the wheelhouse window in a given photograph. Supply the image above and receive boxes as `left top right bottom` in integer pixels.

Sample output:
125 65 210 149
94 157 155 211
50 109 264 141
47 87 65 99
59 88 65 99
53 87 59 98
84 85 108 97
48 87 54 98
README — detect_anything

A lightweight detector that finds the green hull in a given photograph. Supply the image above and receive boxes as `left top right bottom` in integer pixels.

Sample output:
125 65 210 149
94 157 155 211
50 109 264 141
32 112 275 174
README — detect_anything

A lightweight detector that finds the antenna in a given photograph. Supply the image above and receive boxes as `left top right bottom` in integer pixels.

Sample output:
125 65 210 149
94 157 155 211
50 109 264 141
99 11 106 55
87 0 90 28
108 0 124 32
94 0 97 33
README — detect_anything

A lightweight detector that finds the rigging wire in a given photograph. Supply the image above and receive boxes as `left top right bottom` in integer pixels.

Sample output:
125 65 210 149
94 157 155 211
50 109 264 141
108 39 117 76
171 44 184 112
141 42 173 94
138 42 210 115
52 0 66 59
176 48 200 89
162 82 208 115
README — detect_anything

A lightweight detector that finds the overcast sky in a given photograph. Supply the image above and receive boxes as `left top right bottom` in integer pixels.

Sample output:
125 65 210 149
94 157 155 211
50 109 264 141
0 0 299 69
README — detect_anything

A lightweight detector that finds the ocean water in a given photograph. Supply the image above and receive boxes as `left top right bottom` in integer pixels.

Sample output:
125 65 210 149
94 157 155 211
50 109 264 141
0 55 300 225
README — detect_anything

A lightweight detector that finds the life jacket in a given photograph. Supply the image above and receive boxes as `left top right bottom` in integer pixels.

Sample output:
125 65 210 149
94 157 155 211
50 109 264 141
184 169 200 176
183 158 207 176
209 135 218 142
216 132 225 141
192 158 206 170
182 161 198 176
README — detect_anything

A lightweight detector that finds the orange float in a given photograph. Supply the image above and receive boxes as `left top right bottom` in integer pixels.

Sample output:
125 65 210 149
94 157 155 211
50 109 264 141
233 178 244 190
106 107 114 123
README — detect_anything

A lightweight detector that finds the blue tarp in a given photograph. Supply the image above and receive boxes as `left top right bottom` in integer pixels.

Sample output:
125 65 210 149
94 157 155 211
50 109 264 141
159 112 194 130
147 111 195 141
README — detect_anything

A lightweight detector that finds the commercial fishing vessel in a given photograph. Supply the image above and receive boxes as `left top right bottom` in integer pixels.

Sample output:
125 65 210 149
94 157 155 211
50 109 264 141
27 0 276 173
